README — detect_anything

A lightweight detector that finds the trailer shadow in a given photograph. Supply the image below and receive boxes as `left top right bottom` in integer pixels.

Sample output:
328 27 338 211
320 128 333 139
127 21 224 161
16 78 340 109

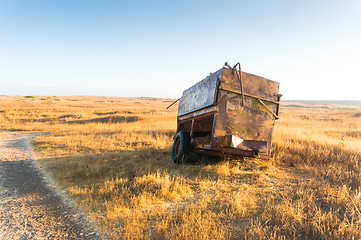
181 153 224 165
35 147 263 195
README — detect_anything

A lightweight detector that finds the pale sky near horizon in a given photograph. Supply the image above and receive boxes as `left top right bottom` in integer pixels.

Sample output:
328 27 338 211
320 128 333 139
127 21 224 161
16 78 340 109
1 0 360 100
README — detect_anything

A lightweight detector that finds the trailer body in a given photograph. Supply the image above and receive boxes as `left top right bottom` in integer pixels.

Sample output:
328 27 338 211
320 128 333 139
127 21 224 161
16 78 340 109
174 64 281 160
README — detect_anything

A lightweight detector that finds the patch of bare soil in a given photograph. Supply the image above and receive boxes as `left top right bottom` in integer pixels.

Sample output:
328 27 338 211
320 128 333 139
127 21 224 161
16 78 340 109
0 132 102 239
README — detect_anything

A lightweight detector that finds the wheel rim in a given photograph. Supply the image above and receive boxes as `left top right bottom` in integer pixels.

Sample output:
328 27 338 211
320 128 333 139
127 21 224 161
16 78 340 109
174 137 181 156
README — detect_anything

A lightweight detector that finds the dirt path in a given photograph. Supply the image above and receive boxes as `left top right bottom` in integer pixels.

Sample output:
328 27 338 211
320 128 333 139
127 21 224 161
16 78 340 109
0 132 102 239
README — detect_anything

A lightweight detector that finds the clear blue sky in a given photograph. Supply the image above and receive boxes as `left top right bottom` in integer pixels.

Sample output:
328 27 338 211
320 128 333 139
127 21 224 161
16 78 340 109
1 0 360 100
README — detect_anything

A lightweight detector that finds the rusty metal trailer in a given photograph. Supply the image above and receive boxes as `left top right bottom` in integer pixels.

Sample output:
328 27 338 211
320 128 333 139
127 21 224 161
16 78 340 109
171 62 281 163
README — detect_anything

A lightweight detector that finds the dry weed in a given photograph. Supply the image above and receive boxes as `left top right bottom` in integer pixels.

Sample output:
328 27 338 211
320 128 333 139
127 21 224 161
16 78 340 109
1 95 361 239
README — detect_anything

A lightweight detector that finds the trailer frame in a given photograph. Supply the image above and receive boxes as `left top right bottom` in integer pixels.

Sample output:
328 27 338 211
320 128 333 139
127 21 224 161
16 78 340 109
171 63 281 163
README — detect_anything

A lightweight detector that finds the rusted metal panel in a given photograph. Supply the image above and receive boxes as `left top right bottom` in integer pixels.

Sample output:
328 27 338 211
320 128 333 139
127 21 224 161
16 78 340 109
220 135 268 152
178 106 217 121
221 69 280 103
213 89 277 157
178 69 223 116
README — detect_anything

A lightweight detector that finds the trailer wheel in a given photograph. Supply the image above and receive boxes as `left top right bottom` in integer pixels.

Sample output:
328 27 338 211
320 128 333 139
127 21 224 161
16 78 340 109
172 131 191 164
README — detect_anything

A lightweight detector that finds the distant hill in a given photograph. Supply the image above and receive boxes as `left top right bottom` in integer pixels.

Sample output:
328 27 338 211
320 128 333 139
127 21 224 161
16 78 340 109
283 100 361 107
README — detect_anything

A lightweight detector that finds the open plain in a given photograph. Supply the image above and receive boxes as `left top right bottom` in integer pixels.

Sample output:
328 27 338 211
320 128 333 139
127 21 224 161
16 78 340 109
0 95 361 239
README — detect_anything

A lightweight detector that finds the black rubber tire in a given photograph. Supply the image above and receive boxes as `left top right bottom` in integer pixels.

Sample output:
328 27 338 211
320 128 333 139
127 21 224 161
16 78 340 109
171 131 191 164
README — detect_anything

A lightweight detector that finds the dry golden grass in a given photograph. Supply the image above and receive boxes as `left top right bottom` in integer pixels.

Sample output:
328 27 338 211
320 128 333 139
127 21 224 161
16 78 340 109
1 95 361 239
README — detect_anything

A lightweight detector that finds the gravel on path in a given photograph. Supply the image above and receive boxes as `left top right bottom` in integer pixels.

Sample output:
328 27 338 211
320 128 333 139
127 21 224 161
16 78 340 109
0 132 103 240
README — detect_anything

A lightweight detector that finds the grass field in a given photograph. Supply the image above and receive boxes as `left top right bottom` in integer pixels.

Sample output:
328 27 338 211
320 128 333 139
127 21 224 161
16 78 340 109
1 95 361 239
